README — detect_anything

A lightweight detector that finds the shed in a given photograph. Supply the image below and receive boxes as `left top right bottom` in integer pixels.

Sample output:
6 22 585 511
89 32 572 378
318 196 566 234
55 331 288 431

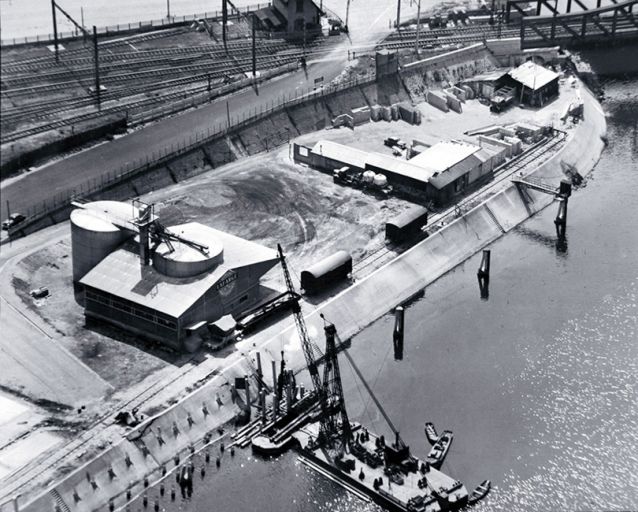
300 251 352 294
385 207 429 243
507 61 559 107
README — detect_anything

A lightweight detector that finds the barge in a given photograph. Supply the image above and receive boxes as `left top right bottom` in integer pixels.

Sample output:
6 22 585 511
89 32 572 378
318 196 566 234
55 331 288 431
294 422 468 512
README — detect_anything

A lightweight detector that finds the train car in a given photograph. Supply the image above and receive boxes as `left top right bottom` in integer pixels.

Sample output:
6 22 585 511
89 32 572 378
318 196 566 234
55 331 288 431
300 251 352 294
385 207 429 243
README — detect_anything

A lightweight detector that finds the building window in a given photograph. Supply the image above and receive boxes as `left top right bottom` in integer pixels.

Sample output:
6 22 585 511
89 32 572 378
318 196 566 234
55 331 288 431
296 0 304 13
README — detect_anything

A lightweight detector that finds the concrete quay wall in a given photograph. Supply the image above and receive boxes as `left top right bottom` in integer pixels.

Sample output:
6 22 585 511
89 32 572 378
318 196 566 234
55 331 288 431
311 85 606 342
15 84 605 512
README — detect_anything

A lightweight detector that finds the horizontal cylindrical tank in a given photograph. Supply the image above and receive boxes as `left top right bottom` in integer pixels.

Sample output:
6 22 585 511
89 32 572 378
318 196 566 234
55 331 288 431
153 223 224 278
385 206 429 243
300 251 352 295
373 173 388 187
362 170 376 183
71 201 137 282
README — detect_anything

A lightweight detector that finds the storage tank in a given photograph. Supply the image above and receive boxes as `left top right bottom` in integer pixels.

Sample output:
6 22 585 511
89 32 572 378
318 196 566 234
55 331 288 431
71 201 137 282
153 223 224 278
362 170 375 183
373 173 388 187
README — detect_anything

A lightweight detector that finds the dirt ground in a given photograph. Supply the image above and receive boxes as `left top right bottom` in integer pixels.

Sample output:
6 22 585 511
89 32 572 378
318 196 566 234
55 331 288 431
11 240 183 391
7 79 580 393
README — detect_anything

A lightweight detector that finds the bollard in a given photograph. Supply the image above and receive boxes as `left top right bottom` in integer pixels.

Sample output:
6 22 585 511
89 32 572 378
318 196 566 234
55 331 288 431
142 494 148 508
393 306 404 361
477 249 491 300
554 198 568 239
216 456 221 468
205 451 210 463
160 484 165 496
230 446 235 457
171 487 176 501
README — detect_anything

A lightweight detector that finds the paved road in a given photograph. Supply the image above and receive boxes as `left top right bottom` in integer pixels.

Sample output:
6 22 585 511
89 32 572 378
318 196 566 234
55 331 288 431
0 0 416 221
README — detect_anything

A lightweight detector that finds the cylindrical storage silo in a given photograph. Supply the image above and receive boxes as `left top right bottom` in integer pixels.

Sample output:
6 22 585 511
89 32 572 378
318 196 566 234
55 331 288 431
71 212 125 282
153 223 224 278
70 201 138 282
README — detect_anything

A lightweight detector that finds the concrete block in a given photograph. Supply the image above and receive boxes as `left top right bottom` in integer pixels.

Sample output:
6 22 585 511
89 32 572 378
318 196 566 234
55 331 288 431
351 106 371 126
445 93 463 113
371 105 382 121
382 106 392 122
391 104 400 121
426 91 449 112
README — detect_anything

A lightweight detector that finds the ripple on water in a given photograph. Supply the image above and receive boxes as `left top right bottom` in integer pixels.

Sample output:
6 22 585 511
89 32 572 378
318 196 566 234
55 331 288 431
477 281 638 512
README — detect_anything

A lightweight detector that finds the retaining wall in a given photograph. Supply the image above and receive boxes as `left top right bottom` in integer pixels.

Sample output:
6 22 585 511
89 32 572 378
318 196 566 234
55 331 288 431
14 79 606 512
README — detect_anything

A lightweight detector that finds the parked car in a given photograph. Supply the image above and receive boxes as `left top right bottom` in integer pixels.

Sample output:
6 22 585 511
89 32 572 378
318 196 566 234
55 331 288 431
2 213 26 230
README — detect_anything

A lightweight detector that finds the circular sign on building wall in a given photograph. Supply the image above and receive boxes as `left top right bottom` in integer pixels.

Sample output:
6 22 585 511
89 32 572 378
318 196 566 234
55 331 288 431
216 270 238 298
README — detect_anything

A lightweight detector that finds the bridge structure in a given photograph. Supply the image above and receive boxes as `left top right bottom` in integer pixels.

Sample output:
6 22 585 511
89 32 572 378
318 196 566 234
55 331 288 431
505 0 638 48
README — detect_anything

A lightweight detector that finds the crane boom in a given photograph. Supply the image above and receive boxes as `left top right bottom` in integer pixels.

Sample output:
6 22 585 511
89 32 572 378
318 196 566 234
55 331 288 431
277 245 329 431
342 347 405 448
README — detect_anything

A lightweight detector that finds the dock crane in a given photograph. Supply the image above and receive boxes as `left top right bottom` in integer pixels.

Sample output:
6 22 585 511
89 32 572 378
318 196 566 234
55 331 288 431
277 245 350 453
341 345 411 463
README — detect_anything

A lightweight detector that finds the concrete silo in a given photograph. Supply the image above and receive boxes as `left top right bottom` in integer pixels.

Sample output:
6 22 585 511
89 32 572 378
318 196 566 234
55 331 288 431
152 223 224 278
70 201 137 282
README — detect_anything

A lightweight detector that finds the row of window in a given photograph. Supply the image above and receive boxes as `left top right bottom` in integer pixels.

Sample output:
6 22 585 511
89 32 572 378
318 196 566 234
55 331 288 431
85 289 177 330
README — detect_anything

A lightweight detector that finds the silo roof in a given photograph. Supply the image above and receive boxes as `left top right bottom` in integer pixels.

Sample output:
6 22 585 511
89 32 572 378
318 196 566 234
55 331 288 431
80 223 278 318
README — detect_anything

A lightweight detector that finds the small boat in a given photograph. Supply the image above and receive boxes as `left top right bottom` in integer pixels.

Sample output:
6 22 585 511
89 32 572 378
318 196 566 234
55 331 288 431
468 479 491 505
426 430 453 469
424 422 439 446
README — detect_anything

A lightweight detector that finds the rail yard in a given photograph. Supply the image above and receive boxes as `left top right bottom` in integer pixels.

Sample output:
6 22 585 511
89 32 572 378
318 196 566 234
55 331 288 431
1 0 635 511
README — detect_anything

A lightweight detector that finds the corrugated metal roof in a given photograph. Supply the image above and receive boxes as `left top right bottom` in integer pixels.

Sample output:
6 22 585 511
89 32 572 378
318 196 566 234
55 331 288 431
508 61 558 91
311 140 369 170
429 153 483 189
311 140 436 184
80 223 278 318
409 141 480 173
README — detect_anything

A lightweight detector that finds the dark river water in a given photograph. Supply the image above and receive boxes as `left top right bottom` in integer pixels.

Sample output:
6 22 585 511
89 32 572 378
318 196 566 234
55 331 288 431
132 77 637 512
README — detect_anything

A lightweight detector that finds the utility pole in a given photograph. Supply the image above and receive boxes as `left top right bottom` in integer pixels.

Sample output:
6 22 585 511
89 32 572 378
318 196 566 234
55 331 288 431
345 0 351 32
226 101 231 127
252 13 257 78
166 0 171 18
396 0 401 29
415 0 421 54
222 0 228 50
93 26 101 111
81 7 86 45
51 0 59 62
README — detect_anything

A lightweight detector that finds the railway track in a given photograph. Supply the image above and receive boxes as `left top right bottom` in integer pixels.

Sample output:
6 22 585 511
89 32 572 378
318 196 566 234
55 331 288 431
1 37 312 77
0 51 307 143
